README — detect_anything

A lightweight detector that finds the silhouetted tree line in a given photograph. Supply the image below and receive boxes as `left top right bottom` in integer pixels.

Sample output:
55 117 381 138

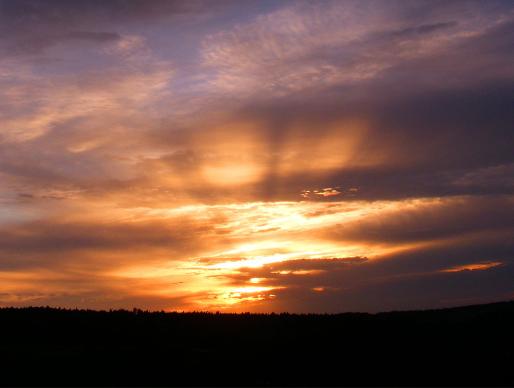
0 301 513 386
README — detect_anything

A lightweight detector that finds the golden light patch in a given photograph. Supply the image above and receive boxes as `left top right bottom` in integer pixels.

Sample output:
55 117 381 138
3 197 476 311
275 119 370 176
201 162 264 186
192 120 268 187
442 262 502 273
272 270 325 275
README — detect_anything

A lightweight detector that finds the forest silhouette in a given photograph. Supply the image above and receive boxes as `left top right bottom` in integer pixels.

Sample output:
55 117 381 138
1 301 513 386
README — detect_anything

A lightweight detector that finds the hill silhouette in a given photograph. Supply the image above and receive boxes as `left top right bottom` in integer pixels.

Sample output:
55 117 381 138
1 301 513 386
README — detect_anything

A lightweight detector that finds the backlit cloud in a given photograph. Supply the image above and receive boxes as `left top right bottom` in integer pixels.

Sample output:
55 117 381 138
0 0 513 312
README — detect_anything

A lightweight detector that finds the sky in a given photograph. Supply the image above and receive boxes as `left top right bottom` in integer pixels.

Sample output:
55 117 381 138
0 0 513 313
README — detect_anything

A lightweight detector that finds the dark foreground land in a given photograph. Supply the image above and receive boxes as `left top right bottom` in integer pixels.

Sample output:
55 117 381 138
1 301 514 386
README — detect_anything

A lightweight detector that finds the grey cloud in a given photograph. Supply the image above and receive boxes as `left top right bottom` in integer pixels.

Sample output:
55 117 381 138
257 257 367 272
9 30 121 55
64 31 121 43
232 236 514 288
0 0 218 56
222 257 367 279
385 21 458 37
321 196 514 244
0 285 194 311
230 243 514 313
258 262 514 313
226 77 514 202
0 0 206 26
0 218 218 270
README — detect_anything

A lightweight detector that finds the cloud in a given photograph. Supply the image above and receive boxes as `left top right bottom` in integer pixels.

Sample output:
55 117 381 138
214 241 514 313
64 31 121 43
201 0 512 97
0 0 513 312
385 21 458 37
259 261 514 313
1 1 512 205
0 0 230 59
320 196 514 244
441 261 503 273
0 62 173 142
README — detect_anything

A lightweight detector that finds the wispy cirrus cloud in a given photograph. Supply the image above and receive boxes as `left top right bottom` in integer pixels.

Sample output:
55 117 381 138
201 0 512 97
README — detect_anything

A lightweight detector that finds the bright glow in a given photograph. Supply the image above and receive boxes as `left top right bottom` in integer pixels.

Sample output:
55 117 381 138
90 198 447 310
442 262 502 273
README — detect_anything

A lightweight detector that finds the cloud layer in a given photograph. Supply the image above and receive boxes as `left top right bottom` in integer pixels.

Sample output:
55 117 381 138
0 0 513 312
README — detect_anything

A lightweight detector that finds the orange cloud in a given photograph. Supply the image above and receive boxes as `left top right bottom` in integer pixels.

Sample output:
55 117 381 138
442 262 503 273
1 0 513 313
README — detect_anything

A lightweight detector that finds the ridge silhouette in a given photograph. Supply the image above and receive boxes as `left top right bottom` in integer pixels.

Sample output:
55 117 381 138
1 300 513 386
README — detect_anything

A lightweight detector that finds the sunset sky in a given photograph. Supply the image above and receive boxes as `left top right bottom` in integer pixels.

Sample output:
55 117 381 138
0 0 513 312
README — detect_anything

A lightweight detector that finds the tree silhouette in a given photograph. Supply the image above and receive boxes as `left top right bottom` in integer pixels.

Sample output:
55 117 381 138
0 301 513 386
